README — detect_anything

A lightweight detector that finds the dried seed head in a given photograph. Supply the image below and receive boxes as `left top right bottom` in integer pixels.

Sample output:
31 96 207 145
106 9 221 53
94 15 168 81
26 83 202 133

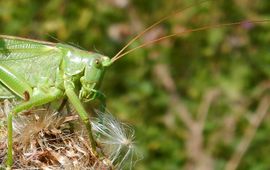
0 101 107 169
92 110 141 169
0 101 141 169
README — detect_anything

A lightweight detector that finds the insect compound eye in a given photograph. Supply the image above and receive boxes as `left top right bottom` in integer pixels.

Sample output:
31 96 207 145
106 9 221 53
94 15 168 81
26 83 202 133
94 58 102 68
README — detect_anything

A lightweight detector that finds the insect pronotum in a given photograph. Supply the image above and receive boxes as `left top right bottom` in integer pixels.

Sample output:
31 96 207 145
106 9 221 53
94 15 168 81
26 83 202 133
0 0 269 168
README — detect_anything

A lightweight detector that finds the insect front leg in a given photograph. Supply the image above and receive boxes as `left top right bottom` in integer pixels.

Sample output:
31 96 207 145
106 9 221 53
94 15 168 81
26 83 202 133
79 88 106 112
64 79 97 154
90 89 106 112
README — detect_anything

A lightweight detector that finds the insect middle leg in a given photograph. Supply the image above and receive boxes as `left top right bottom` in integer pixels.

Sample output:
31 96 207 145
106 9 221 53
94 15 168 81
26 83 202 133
56 98 76 132
57 97 68 113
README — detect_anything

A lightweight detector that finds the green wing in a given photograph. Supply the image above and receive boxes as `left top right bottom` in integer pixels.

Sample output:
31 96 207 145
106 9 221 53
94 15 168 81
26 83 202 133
0 35 63 98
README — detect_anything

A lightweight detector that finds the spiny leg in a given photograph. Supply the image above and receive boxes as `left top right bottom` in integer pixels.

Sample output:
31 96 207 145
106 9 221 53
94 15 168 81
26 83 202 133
6 88 63 168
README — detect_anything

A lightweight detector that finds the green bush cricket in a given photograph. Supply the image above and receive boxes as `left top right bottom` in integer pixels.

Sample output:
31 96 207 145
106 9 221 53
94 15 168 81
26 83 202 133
0 35 111 167
0 1 269 168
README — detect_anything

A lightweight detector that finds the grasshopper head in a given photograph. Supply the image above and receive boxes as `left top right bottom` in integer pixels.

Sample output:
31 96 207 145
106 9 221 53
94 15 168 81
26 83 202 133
79 54 111 102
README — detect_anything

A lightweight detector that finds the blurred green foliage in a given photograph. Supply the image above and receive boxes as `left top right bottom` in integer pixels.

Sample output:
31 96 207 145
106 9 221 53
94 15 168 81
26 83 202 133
1 0 270 169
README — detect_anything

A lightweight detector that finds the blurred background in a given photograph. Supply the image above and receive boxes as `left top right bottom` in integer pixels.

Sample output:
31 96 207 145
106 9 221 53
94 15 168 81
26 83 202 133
1 0 270 169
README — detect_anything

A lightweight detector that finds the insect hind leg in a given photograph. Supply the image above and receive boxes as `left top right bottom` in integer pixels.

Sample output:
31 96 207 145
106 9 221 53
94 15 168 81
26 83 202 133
0 64 32 99
5 87 63 168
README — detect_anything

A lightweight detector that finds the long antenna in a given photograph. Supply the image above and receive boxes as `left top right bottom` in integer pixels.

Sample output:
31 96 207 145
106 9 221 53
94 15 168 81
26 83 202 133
111 19 270 62
111 0 211 61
